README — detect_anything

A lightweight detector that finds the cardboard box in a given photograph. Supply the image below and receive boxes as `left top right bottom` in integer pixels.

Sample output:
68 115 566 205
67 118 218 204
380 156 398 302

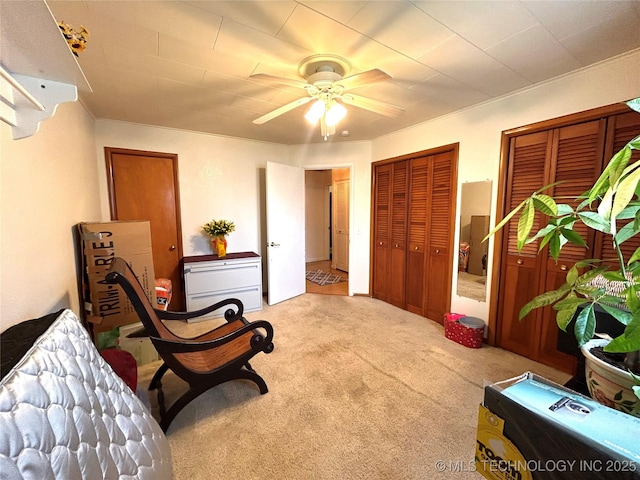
476 372 640 479
79 221 156 331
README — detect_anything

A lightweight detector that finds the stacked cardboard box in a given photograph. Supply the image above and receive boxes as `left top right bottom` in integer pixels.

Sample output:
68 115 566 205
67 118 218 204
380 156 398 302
79 221 156 332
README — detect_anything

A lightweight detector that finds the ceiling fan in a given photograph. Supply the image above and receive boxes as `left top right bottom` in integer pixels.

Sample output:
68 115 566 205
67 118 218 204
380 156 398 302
250 54 404 139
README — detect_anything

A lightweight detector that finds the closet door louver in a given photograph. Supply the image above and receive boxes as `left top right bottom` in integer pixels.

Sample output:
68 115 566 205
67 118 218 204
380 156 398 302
372 164 391 301
405 157 429 314
425 152 455 322
372 161 408 307
498 131 550 359
389 161 408 307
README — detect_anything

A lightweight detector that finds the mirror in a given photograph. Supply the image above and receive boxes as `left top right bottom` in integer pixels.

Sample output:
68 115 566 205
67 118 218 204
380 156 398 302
457 180 492 302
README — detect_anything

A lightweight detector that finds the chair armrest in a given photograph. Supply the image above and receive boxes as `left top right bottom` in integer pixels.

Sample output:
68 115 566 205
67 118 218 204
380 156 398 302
150 319 274 354
155 298 244 323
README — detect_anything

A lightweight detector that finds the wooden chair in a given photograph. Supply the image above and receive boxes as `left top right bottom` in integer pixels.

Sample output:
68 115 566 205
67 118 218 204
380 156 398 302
105 257 274 432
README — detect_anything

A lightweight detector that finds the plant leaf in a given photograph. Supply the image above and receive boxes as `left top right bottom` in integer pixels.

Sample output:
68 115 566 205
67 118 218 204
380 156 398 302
483 200 525 243
628 246 640 264
615 204 640 220
573 303 596 347
559 228 586 247
517 200 535 251
627 98 640 114
532 194 557 216
538 229 556 251
611 165 640 219
589 146 631 203
556 303 582 332
519 285 570 320
614 220 640 245
604 318 640 353
566 263 579 285
574 266 609 287
607 146 633 193
577 211 610 233
599 304 632 326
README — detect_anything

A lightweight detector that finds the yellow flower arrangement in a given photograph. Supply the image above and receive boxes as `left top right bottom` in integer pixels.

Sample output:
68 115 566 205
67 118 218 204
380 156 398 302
202 219 235 237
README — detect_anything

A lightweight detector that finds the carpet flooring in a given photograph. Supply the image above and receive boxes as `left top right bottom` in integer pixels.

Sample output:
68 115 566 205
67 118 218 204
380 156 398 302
306 269 347 286
137 294 571 479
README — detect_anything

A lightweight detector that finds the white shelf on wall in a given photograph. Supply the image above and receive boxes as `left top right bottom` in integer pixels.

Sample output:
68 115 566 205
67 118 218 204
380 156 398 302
0 0 91 139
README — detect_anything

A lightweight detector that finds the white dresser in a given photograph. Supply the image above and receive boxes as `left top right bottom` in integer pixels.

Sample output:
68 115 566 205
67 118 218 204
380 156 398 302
183 252 263 321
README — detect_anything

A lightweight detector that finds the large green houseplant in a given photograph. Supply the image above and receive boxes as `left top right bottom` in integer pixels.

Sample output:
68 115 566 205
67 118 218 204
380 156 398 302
486 98 640 408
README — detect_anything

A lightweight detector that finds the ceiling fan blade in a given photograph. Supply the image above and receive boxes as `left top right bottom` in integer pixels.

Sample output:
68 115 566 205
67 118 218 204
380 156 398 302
253 97 312 125
249 73 308 89
340 94 404 118
336 69 392 90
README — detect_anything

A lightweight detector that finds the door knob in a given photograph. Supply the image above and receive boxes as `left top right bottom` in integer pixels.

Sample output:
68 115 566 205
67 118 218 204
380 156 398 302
169 245 176 251
517 259 523 265
435 249 440 254
560 264 567 271
269 242 280 247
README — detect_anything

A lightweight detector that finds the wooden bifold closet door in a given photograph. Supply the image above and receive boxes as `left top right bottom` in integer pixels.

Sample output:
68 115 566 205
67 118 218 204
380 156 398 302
495 108 640 373
372 147 457 323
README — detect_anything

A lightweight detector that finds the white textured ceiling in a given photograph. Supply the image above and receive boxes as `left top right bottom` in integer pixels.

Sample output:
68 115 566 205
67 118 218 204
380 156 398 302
46 0 640 144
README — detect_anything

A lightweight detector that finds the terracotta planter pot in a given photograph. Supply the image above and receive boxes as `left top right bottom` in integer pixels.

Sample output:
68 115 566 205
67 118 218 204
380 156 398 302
581 338 639 417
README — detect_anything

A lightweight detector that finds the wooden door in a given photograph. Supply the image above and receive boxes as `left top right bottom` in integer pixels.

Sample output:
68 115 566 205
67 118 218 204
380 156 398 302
372 164 392 301
405 157 429 315
389 161 408 308
497 131 550 358
537 120 606 371
333 179 349 272
497 121 606 372
105 147 184 310
372 161 408 307
424 151 455 323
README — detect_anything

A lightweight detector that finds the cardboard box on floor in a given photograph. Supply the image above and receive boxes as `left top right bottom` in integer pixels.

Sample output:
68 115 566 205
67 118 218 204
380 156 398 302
475 372 640 480
79 221 156 332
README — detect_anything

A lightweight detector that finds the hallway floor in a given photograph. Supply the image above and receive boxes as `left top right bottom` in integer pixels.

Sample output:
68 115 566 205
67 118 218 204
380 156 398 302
305 260 348 296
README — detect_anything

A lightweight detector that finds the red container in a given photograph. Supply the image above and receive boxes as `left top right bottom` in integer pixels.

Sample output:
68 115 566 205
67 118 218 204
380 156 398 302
444 314 484 348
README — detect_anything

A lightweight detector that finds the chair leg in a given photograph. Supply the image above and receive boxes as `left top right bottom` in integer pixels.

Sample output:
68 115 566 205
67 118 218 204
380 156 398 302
159 386 206 433
158 367 269 432
237 366 268 394
149 362 169 390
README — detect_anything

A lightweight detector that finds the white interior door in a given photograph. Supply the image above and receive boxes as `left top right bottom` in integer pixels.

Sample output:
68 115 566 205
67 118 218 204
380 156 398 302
266 161 306 305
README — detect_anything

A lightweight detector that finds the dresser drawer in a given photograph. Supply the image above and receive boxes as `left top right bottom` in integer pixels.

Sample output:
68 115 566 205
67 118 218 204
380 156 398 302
186 286 263 321
185 260 261 295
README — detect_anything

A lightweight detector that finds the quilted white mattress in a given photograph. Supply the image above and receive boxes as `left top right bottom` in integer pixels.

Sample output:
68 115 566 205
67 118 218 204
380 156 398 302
0 309 172 479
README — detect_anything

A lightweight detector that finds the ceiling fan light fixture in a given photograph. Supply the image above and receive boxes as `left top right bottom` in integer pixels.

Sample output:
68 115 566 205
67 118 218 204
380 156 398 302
304 99 325 124
325 102 346 127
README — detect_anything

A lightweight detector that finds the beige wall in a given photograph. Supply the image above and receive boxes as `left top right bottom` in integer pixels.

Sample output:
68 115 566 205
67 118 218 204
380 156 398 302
1 101 100 330
305 170 332 262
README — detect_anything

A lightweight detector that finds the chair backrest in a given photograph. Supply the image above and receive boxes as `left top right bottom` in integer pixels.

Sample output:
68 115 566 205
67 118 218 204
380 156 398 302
105 257 177 341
